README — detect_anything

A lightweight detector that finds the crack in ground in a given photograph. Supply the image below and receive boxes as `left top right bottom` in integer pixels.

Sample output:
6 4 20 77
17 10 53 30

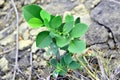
92 20 117 49
87 42 108 47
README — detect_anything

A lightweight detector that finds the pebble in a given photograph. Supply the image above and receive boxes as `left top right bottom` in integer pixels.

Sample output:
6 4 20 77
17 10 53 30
0 31 16 46
43 53 52 60
33 54 38 60
0 0 4 6
19 40 33 50
0 57 9 72
2 72 12 80
39 59 47 67
108 39 115 49
31 42 39 53
31 0 36 3
33 60 39 68
30 27 47 36
73 4 88 15
22 29 30 40
19 22 29 35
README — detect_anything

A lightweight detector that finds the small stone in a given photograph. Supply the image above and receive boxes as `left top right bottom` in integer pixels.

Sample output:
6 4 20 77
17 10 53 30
22 29 30 40
0 57 9 72
73 4 88 15
31 42 39 53
30 27 47 36
18 56 30 68
19 40 33 50
0 31 16 46
0 0 4 6
33 54 37 60
31 0 36 3
19 22 28 34
39 59 47 68
33 60 39 68
108 39 115 49
43 53 52 60
2 72 12 80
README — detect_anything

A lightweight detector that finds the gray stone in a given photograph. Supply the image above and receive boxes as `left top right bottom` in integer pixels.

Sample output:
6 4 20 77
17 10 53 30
108 39 115 49
91 0 120 49
0 0 4 6
19 40 33 50
0 57 9 72
0 27 15 40
41 0 79 14
85 22 109 45
18 56 30 68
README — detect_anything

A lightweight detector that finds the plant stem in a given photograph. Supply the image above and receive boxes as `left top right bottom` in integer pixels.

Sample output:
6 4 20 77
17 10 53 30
75 55 99 80
50 42 60 61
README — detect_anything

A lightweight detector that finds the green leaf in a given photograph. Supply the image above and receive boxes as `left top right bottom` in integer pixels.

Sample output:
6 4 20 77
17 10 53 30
65 15 74 22
60 57 66 66
52 70 59 78
63 53 73 65
58 23 65 32
55 36 70 47
49 42 59 55
36 31 52 48
44 19 50 27
40 10 51 22
63 21 74 34
59 70 66 76
28 18 43 28
70 23 88 38
69 61 80 70
49 31 60 38
75 17 80 24
50 59 58 67
50 16 62 29
22 4 42 21
68 39 86 53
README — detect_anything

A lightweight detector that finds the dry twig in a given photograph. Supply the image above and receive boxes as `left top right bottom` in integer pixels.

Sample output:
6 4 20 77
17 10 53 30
10 0 19 80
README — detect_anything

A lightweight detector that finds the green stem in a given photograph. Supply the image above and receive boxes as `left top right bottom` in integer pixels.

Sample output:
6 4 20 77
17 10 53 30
75 55 99 80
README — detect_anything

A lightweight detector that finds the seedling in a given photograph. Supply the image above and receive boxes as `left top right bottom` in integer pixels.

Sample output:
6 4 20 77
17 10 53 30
22 4 88 78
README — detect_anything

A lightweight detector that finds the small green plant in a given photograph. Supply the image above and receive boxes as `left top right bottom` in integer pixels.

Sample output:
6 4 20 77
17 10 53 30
22 4 88 78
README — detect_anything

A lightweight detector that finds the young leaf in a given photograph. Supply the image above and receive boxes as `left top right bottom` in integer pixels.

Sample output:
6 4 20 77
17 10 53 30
65 15 74 22
28 18 43 28
44 19 50 27
63 53 73 65
22 4 42 21
40 10 51 22
36 31 52 48
75 17 80 24
69 61 80 70
63 21 74 34
49 31 60 38
70 23 88 38
55 36 70 47
50 16 62 29
68 39 86 53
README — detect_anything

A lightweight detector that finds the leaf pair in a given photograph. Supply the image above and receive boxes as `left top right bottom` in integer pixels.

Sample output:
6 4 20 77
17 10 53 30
23 4 51 28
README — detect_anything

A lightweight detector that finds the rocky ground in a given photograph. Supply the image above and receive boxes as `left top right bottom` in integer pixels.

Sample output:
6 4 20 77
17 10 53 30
0 0 120 80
